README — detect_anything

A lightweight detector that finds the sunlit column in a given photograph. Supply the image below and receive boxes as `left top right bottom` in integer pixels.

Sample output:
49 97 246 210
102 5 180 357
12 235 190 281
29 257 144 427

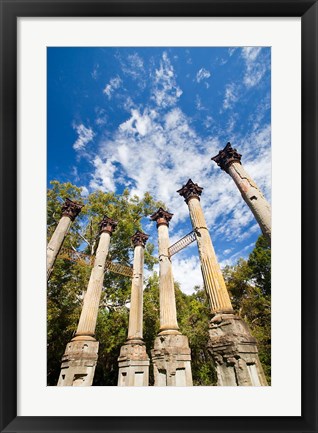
73 216 117 340
57 216 117 387
212 142 271 243
150 208 180 335
150 208 192 386
127 230 149 341
117 230 150 386
177 179 233 314
47 198 83 280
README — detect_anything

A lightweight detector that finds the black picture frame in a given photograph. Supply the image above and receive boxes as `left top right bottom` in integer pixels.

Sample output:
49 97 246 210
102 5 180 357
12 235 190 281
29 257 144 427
0 0 317 432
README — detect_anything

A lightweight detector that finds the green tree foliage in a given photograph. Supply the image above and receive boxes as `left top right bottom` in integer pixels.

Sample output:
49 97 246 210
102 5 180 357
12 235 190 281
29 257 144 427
47 180 164 385
47 180 271 386
223 235 271 383
175 285 217 385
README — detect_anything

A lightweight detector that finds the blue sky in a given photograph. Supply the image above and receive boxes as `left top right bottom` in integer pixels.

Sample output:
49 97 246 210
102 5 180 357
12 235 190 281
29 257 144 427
47 47 271 294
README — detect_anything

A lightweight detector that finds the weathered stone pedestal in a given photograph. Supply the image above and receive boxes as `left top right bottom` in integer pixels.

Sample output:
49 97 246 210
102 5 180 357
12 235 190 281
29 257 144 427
150 208 193 386
117 231 150 386
177 180 268 386
57 339 99 386
152 334 193 386
208 313 267 386
118 340 150 386
57 216 117 386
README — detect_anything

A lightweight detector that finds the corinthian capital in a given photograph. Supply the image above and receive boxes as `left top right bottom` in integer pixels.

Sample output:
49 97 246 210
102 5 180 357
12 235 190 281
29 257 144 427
150 207 173 227
99 216 118 235
177 179 203 203
211 142 242 173
131 230 149 248
61 198 83 221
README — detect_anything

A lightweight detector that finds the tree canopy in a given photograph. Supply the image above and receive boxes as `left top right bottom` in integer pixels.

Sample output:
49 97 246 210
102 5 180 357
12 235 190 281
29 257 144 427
47 181 271 386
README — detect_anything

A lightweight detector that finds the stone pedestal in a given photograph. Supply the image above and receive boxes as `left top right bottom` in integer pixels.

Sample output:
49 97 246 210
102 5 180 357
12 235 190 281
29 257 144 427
57 215 117 386
212 143 271 243
150 208 193 386
117 230 150 386
57 340 99 387
177 181 267 386
208 313 268 386
150 208 180 335
151 334 193 386
118 341 150 386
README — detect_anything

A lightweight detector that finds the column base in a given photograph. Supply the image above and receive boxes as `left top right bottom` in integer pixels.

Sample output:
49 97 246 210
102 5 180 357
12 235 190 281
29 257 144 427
117 340 150 386
57 339 99 386
151 334 193 386
208 313 268 386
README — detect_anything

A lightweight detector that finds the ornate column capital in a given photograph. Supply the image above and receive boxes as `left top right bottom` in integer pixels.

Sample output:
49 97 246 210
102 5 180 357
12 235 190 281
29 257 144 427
211 142 242 173
99 215 118 235
177 179 203 203
131 230 149 248
150 207 173 227
61 198 83 221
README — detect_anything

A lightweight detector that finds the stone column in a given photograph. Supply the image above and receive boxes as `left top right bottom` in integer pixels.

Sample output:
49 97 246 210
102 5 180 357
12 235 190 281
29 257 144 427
150 208 193 386
212 142 271 243
117 231 150 386
47 198 83 280
177 179 233 314
57 216 117 387
177 180 267 386
150 208 180 335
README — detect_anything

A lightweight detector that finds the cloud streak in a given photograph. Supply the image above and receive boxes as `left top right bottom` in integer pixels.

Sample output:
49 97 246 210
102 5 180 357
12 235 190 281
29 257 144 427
103 76 122 99
73 124 95 151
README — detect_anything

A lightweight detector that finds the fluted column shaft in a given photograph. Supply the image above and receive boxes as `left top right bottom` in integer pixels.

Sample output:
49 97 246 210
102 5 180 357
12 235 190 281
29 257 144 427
47 198 83 280
127 245 144 341
73 231 111 340
187 197 233 313
212 143 271 242
72 216 117 341
228 162 271 242
47 216 72 279
157 223 180 335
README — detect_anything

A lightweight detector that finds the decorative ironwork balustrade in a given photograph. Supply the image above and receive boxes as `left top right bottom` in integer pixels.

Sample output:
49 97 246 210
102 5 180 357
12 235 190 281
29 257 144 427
58 247 133 277
168 230 196 257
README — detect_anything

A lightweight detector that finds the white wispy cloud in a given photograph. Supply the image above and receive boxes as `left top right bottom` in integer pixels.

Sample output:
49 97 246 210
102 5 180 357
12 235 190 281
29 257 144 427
91 64 99 80
89 100 270 250
89 156 117 192
241 47 268 88
103 76 122 99
223 83 239 110
151 52 183 108
195 95 206 111
94 107 107 126
80 186 89 197
220 240 257 268
196 68 211 83
171 255 203 295
81 51 270 295
117 52 146 89
72 124 95 151
204 115 214 128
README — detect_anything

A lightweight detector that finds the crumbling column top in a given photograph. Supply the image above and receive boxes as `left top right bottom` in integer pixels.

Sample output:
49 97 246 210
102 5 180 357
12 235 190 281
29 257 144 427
99 215 118 235
150 207 173 227
177 179 203 203
211 142 242 173
61 198 83 221
131 230 149 248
